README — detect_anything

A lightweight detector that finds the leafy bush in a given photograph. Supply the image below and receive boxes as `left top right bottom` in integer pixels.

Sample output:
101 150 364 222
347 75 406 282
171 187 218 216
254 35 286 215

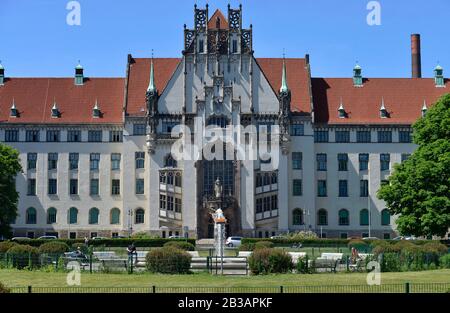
0 241 18 253
71 243 89 255
348 239 370 252
145 247 191 274
10 238 195 248
439 254 450 269
248 248 293 275
286 231 318 240
238 242 255 251
296 256 311 274
38 241 70 254
7 244 40 269
242 238 351 247
131 231 159 239
0 282 10 293
238 241 274 251
163 241 195 251
421 242 448 255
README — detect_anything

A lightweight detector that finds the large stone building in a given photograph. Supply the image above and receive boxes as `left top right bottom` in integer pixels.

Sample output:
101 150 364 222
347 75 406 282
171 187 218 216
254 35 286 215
0 6 448 239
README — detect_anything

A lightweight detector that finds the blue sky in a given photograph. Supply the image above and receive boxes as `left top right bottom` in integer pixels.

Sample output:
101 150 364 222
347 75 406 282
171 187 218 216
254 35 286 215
0 0 449 78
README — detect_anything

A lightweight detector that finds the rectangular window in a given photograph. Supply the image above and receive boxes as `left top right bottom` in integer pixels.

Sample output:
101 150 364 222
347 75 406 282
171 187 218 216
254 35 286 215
162 121 178 133
90 153 100 170
401 153 411 162
5 130 19 142
46 130 60 142
271 195 278 211
198 39 204 53
48 179 57 195
380 153 390 171
399 131 412 143
256 198 263 213
69 179 78 195
111 153 121 170
263 197 270 212
69 153 79 170
318 180 327 197
378 131 392 143
337 153 348 171
293 179 302 196
316 153 327 171
136 178 144 194
339 180 348 197
314 130 329 143
383 233 391 240
290 124 304 136
159 195 167 210
292 152 302 170
167 196 174 211
340 233 348 239
357 131 371 143
133 124 146 135
27 179 36 196
111 179 120 195
26 130 40 142
135 151 145 169
67 130 81 142
232 39 238 53
90 179 99 195
335 130 350 143
109 130 123 142
88 130 102 142
175 198 182 213
359 153 369 171
48 153 58 170
175 175 182 187
27 153 37 170
360 180 369 197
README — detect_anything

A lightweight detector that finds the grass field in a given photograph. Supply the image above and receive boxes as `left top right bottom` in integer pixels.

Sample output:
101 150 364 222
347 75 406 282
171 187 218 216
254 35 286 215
1 269 449 288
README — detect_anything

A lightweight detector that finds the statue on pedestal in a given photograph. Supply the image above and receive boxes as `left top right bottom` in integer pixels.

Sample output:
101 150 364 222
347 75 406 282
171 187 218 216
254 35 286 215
214 177 222 199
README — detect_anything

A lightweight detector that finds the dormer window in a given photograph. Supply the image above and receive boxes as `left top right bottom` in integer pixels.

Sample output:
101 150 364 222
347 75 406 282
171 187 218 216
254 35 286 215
421 100 428 117
10 99 18 117
380 98 389 118
92 99 101 118
338 98 347 118
51 101 60 118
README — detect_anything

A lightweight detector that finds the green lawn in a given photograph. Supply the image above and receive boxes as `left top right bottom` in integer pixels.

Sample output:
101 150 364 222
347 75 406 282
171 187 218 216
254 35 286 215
1 269 449 288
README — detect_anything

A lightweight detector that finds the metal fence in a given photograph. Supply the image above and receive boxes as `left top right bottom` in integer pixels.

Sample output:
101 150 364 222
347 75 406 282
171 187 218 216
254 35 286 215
8 283 450 293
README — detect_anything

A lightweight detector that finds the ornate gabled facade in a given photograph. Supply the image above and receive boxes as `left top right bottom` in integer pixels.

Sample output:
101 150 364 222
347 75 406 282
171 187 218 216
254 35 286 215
0 5 448 239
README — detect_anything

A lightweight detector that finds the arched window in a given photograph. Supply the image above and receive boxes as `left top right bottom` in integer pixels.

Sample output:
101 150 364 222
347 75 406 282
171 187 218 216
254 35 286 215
360 209 369 226
164 154 177 168
110 208 120 225
317 209 328 226
89 208 99 224
68 207 78 224
26 207 37 224
338 209 349 226
381 209 391 226
135 208 145 224
293 209 303 225
47 207 57 224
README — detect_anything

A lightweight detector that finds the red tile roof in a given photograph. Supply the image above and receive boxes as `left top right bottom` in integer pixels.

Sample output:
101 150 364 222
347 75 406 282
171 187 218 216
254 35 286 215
312 78 449 125
256 58 311 113
0 78 124 124
125 57 181 116
208 9 229 29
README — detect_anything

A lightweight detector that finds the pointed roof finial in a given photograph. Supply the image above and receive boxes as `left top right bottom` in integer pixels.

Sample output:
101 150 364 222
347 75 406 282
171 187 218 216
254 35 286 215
280 52 289 93
380 97 386 111
94 98 99 110
354 61 361 70
147 50 156 93
11 97 16 110
338 97 344 111
75 60 83 69
422 99 427 111
52 98 58 110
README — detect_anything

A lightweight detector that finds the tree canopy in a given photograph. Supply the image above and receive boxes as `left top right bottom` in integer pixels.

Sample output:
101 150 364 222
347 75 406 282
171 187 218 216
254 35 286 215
378 94 450 237
0 144 22 238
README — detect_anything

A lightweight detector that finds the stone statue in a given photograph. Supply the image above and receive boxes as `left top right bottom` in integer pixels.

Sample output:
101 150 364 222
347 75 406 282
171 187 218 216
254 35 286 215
214 178 222 199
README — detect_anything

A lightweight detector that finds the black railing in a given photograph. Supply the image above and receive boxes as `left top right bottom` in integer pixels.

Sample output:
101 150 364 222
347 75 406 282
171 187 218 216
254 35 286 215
8 283 450 293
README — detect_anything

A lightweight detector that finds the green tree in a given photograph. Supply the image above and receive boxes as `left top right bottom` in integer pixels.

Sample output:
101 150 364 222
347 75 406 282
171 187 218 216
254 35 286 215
0 144 22 238
378 94 450 237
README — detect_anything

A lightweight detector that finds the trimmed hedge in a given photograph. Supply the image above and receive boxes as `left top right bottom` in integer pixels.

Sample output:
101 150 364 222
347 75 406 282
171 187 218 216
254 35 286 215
163 241 195 251
145 247 191 274
0 241 18 253
248 248 293 275
1 238 196 248
38 241 70 254
7 245 40 269
0 282 10 293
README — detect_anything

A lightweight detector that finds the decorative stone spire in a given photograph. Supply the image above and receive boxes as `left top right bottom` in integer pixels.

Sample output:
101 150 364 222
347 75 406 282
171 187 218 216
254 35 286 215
10 98 18 117
92 99 101 118
338 97 346 118
421 100 428 117
51 99 60 118
279 57 289 93
380 97 388 118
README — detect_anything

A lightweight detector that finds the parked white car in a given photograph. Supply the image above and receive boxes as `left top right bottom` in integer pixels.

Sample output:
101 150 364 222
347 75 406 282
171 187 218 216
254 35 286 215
225 236 242 247
37 235 58 240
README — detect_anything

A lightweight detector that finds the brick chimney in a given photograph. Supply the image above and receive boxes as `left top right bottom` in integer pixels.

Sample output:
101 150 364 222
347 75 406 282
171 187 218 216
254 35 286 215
411 34 422 78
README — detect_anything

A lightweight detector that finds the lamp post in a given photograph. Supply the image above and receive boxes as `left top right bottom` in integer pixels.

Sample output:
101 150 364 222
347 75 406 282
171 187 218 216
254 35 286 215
128 208 133 238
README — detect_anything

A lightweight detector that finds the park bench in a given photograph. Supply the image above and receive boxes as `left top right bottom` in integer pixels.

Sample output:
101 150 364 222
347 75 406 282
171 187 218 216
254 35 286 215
348 253 374 272
188 251 200 258
288 252 307 264
312 253 343 272
237 251 252 258
100 259 127 271
93 251 118 260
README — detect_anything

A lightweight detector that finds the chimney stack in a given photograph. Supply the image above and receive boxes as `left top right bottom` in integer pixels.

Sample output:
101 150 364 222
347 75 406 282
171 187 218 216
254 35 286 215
411 34 422 78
